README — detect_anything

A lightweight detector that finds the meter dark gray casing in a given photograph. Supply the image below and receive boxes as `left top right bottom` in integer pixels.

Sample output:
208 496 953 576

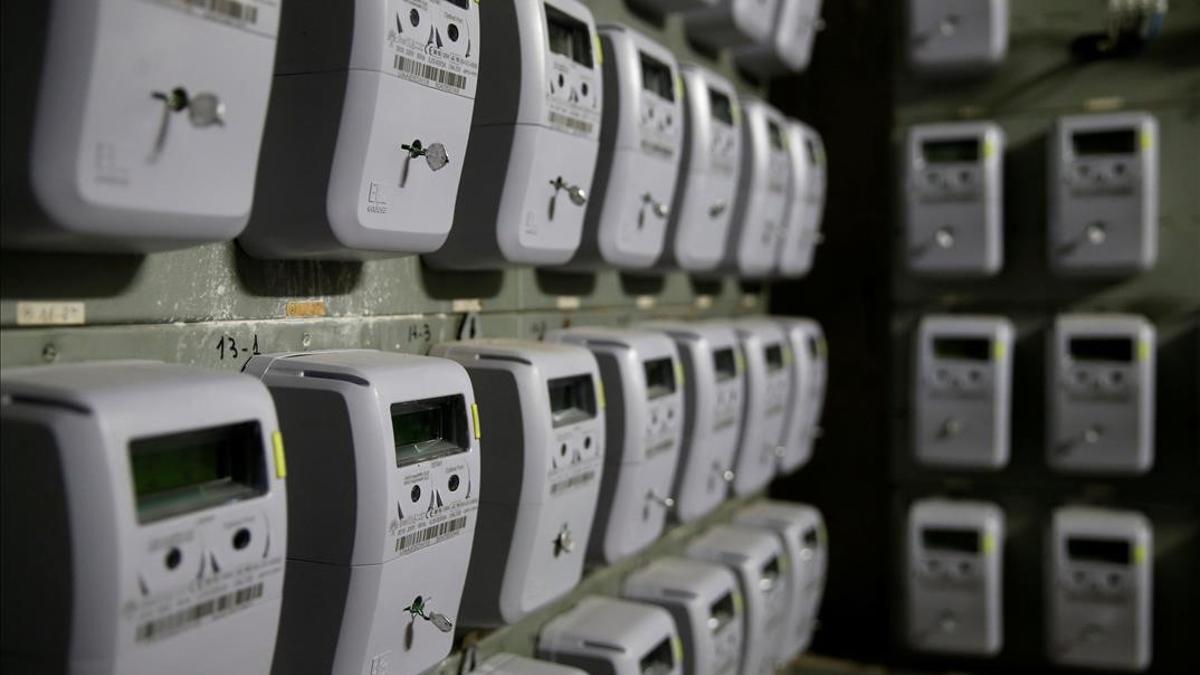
430 339 605 626
729 319 792 495
1048 112 1158 276
624 556 745 675
244 350 480 675
685 0 781 51
778 121 827 278
548 328 683 564
906 498 1004 656
1047 507 1153 671
0 361 287 675
734 0 824 77
539 596 683 675
776 317 827 473
477 653 588 675
907 0 1008 76
720 98 792 277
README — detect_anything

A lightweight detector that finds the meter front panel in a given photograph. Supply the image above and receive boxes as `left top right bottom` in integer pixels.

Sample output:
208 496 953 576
684 0 781 52
907 0 1009 75
776 317 827 473
724 99 792 277
778 121 827 278
734 0 824 77
730 319 792 495
538 596 684 675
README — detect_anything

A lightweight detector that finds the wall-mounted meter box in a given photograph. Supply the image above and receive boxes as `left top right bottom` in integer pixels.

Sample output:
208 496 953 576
240 0 479 259
547 328 683 563
644 322 743 523
734 0 824 77
907 0 1009 76
778 121 827 278
735 501 828 660
623 556 745 675
722 98 792 277
477 653 587 675
776 318 827 473
659 64 744 272
1048 507 1153 671
1048 112 1159 275
0 361 287 675
426 0 602 270
687 524 790 675
906 498 1004 656
1 0 280 252
569 24 684 270
905 121 1004 276
538 596 684 675
730 319 792 495
914 316 1014 470
242 350 478 675
685 0 781 52
1048 314 1155 475
429 339 604 626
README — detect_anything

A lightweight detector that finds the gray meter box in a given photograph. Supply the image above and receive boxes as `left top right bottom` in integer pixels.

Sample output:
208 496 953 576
914 315 1013 470
907 0 1009 75
548 327 683 564
538 596 684 675
624 556 745 675
431 339 605 626
777 317 827 473
730 319 792 495
687 524 790 675
735 0 824 77
1048 314 1155 475
0 361 287 675
722 98 792 277
244 350 480 675
685 0 781 51
1048 507 1153 671
905 121 1004 276
906 498 1004 656
778 121 827 278
477 653 588 675
1048 112 1159 275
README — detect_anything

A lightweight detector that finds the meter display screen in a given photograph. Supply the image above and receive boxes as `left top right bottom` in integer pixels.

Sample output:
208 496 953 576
1067 537 1131 564
768 120 785 151
640 52 675 101
921 527 980 553
548 374 597 427
545 5 593 67
1072 129 1136 156
933 337 992 361
709 591 736 632
806 137 820 165
764 343 785 371
644 357 677 400
922 138 980 163
761 555 782 589
446 0 470 8
1068 337 1134 362
713 348 738 382
640 637 676 675
392 395 468 468
129 421 266 524
803 526 820 548
709 88 734 125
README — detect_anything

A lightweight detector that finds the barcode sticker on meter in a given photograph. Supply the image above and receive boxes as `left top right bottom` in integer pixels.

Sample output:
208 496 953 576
396 515 469 555
135 582 264 642
393 55 468 90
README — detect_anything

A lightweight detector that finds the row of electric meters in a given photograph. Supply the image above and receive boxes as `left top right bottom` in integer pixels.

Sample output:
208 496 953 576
904 112 1160 277
913 313 1156 473
907 498 1155 672
0 316 827 675
4 0 826 278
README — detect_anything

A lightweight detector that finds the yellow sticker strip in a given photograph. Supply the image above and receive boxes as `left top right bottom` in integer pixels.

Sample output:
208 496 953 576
471 403 482 439
1140 128 1153 150
597 379 607 409
735 351 746 374
594 33 603 66
1137 339 1151 362
674 360 685 387
982 533 997 555
1134 543 1148 565
993 340 1007 361
671 637 683 666
272 431 287 479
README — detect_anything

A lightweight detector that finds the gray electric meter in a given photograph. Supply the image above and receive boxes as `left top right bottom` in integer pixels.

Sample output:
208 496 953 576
907 0 1009 75
914 315 1014 470
687 524 791 675
1048 314 1155 474
778 121 827 278
570 24 684 270
735 501 828 661
538 596 684 675
734 0 824 77
1048 506 1153 671
243 350 479 675
730 319 792 495
427 0 603 269
685 0 781 52
1048 112 1159 275
430 339 605 626
777 317 827 473
2 0 281 252
905 121 1005 276
906 498 1004 656
643 321 744 523
477 653 588 675
722 98 792 277
659 64 744 272
0 361 287 675
548 328 683 563
623 556 745 675
241 0 479 259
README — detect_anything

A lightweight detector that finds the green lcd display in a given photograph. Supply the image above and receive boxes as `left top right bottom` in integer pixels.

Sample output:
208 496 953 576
392 395 467 468
713 348 737 382
548 374 596 427
643 357 676 400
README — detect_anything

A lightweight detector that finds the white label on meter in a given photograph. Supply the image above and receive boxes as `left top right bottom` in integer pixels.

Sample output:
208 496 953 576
385 0 480 96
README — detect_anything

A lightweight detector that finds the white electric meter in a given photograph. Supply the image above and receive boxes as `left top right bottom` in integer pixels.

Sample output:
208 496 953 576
538 596 684 675
729 319 792 495
685 0 782 52
3 0 281 252
0 361 287 675
721 98 792 277
244 350 480 675
777 121 827 278
241 0 479 259
548 327 684 563
430 339 605 626
776 317 827 473
907 0 1009 75
427 0 603 269
734 0 824 77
